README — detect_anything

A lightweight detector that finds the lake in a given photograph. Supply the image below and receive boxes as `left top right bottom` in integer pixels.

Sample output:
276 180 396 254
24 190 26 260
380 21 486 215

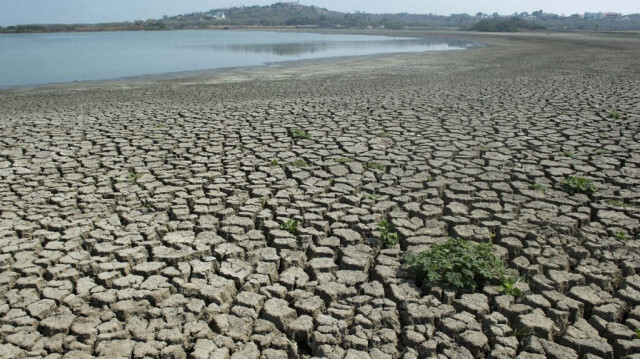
0 30 472 88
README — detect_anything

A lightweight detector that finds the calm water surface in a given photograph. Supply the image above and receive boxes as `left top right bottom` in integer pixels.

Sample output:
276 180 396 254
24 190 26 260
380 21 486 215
0 30 472 88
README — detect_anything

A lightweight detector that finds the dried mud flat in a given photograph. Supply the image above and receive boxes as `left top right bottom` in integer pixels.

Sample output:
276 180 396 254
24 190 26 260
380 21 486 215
0 31 640 359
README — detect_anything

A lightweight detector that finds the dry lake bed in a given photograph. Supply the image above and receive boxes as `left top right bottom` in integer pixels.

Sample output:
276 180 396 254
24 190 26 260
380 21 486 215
0 30 639 358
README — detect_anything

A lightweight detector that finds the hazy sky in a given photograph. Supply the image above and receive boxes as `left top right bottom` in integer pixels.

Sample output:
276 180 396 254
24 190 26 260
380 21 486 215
1 0 637 26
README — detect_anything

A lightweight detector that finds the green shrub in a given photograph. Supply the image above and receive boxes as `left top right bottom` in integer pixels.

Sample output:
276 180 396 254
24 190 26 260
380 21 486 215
405 237 505 290
561 176 597 194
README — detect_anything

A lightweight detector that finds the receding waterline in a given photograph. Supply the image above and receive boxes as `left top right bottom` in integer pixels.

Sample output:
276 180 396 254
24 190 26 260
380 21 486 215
0 30 474 88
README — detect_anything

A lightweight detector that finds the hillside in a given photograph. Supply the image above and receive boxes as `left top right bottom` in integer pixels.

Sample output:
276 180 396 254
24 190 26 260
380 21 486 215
1 2 639 33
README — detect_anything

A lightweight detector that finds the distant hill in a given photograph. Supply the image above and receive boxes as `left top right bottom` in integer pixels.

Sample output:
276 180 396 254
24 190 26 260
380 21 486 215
160 2 467 30
1 2 639 33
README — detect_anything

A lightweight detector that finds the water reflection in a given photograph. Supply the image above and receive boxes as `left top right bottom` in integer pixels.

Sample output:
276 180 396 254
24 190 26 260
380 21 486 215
187 38 474 57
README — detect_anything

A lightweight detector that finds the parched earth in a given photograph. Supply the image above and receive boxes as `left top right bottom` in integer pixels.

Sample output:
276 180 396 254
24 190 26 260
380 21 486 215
0 31 639 359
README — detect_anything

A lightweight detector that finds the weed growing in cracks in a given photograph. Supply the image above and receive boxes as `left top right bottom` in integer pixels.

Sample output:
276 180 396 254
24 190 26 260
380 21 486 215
280 219 298 234
290 159 308 168
334 157 353 164
364 162 386 171
289 128 311 140
404 237 505 291
498 276 526 297
614 231 628 241
128 172 142 184
561 177 597 194
377 219 399 248
528 183 547 193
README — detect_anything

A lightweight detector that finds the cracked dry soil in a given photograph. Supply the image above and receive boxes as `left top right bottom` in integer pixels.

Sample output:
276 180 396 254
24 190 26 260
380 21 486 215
0 31 639 359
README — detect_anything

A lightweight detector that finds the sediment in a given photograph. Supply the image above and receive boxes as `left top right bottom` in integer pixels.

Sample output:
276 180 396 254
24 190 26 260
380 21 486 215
0 31 639 358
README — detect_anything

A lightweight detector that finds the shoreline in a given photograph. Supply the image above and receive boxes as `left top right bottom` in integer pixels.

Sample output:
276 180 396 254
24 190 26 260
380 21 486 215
2 28 635 95
0 28 479 92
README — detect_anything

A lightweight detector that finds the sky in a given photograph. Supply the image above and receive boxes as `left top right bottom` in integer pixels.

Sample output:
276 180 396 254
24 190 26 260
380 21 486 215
0 0 638 26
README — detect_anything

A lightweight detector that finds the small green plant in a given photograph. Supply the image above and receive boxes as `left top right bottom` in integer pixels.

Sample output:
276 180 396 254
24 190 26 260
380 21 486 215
498 276 526 297
490 232 497 240
328 178 335 186
608 110 621 119
427 176 435 182
600 132 609 137
561 177 597 194
379 131 389 137
614 231 628 241
605 199 624 207
512 327 532 338
378 219 399 248
561 151 575 158
280 219 298 234
595 149 611 155
364 162 386 171
368 193 379 201
605 199 639 209
290 159 309 168
635 328 640 339
528 183 547 193
289 128 311 140
128 172 142 184
334 157 353 164
260 197 267 207
270 159 280 166
156 123 166 128
404 237 505 291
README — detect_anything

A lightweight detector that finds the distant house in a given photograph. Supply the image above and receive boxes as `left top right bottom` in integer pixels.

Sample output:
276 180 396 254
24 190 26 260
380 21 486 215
603 12 622 19
207 11 226 20
584 12 603 20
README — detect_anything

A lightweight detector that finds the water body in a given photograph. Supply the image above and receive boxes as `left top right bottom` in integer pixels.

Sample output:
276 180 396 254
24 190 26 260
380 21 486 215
0 30 472 88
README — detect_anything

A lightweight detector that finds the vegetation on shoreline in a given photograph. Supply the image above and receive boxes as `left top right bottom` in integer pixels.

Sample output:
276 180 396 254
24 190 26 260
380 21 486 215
2 2 639 34
470 17 546 32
